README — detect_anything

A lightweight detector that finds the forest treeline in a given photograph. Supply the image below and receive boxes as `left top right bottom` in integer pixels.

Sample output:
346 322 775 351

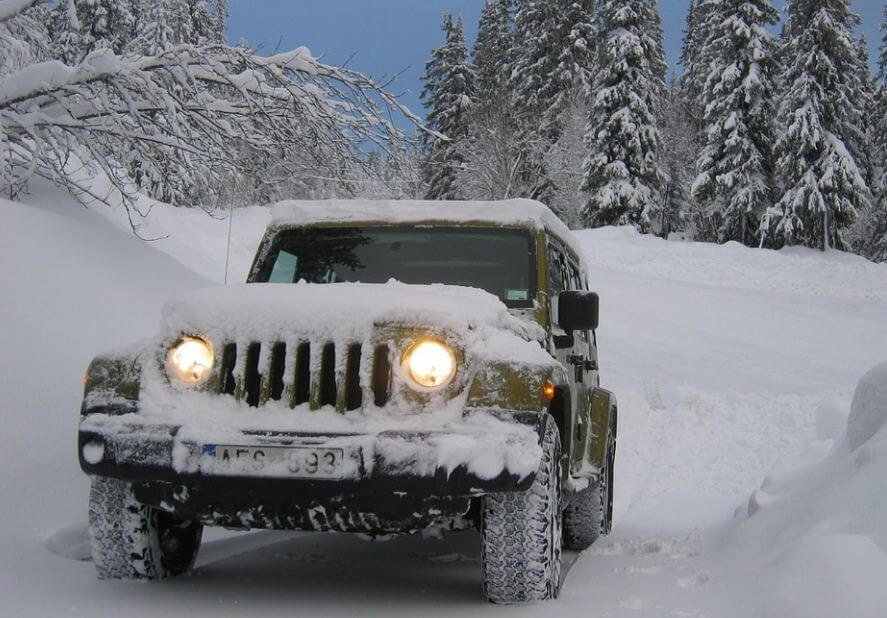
0 0 884 260
420 0 887 260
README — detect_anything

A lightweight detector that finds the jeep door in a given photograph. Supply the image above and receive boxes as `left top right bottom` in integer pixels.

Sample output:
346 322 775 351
547 240 595 475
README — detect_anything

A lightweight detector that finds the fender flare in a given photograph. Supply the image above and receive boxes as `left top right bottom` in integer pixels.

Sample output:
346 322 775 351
589 387 617 469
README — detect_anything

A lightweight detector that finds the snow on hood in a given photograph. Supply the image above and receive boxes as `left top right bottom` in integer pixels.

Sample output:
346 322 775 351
160 281 547 357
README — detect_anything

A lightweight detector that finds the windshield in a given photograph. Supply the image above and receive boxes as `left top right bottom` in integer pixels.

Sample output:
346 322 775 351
255 227 536 308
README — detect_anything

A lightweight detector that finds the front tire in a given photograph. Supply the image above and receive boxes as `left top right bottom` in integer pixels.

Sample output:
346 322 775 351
481 416 562 603
89 477 203 580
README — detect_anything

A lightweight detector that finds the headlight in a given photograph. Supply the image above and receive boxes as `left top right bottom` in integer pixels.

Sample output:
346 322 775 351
167 336 214 385
403 340 456 388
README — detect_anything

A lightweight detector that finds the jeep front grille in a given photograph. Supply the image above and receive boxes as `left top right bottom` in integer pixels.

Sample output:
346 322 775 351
216 340 391 411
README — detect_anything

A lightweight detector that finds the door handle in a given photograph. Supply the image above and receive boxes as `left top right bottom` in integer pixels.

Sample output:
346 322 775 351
568 355 598 371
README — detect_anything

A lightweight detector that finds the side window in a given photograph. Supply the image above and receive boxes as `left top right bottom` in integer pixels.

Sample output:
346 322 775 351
567 262 582 292
568 261 593 358
548 245 566 297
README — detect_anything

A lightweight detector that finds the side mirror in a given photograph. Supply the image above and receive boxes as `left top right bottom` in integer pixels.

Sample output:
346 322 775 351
557 291 599 332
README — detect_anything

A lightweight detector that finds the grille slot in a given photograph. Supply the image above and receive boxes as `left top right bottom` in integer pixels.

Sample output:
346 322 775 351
243 342 262 407
344 344 362 411
220 343 237 396
268 342 287 401
319 343 337 408
293 342 310 406
371 344 392 407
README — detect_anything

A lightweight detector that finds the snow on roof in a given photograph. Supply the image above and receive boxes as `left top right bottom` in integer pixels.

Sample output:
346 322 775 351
269 198 580 252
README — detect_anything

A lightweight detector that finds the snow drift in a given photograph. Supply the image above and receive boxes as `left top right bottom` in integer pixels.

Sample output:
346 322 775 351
847 361 887 450
724 361 887 618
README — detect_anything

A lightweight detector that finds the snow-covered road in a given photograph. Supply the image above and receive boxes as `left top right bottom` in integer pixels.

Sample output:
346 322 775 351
2 190 886 616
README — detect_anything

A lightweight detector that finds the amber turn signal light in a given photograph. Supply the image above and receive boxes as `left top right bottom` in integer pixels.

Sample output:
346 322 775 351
543 381 556 400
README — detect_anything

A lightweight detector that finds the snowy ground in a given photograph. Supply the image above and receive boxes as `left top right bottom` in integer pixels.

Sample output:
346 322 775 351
2 187 887 616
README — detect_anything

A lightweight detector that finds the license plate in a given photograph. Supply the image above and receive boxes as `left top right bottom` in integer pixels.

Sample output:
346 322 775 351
202 444 345 479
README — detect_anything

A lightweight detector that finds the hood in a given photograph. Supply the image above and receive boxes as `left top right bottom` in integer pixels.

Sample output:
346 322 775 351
160 281 544 346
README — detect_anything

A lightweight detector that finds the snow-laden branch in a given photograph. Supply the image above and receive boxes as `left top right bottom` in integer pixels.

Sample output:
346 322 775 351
0 39 427 219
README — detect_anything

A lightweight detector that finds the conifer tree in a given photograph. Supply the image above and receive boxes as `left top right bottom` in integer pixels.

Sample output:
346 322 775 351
765 0 870 250
692 0 779 246
474 0 514 102
680 0 720 133
510 1 557 122
580 0 667 232
867 4 887 261
850 36 877 190
420 13 474 200
660 75 693 238
508 0 559 203
190 0 228 45
549 0 596 123
458 0 527 201
130 0 194 54
506 0 595 208
48 0 136 64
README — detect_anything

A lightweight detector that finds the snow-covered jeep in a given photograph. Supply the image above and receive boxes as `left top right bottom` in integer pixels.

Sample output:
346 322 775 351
78 199 617 603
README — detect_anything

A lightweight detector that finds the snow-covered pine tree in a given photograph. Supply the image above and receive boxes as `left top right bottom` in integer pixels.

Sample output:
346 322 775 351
510 0 594 129
48 0 136 64
507 0 596 210
580 0 667 232
130 0 195 54
692 0 779 247
510 1 557 122
659 75 693 239
764 0 870 251
508 0 559 203
189 0 228 45
866 4 887 261
680 0 720 134
474 0 514 102
544 0 596 224
851 36 877 191
420 13 474 200
457 0 527 201
549 0 595 125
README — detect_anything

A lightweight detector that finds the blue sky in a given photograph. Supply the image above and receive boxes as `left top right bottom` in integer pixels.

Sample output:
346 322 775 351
227 1 883 122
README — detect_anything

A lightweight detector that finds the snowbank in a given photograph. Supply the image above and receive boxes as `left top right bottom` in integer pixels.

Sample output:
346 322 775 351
847 361 887 450
577 225 887 301
0 187 212 614
722 361 887 618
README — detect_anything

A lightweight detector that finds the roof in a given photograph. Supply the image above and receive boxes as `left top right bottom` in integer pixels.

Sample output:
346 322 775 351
269 198 576 243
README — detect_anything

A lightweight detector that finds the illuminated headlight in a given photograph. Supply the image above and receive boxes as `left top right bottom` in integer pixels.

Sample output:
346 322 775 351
403 340 456 388
167 336 214 385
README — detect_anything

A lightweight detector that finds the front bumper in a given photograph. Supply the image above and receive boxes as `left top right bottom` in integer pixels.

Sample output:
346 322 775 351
78 412 545 498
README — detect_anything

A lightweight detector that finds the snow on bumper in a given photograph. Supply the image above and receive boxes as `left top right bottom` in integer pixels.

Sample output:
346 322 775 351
78 413 545 496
